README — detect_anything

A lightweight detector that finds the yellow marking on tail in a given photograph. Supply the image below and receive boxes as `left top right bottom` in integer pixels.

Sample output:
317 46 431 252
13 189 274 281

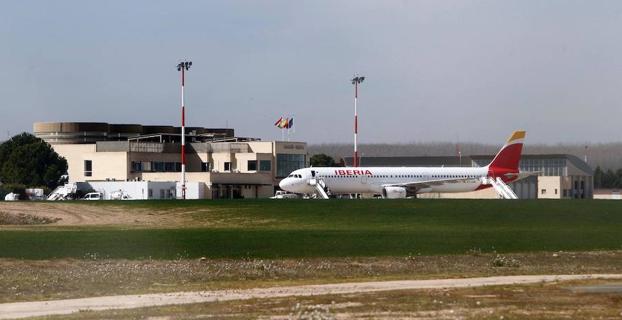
507 130 526 143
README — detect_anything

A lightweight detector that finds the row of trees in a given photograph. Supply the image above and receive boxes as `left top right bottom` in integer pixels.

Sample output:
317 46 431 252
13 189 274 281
593 166 622 189
310 153 351 167
0 133 67 195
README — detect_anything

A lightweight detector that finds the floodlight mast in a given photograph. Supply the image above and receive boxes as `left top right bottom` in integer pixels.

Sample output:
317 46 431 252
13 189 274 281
177 61 191 199
351 76 365 167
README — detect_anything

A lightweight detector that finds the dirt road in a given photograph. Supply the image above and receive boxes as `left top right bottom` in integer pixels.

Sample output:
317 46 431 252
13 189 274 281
1 274 620 319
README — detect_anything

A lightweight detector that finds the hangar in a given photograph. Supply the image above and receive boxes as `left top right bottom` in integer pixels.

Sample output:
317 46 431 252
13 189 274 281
34 122 307 199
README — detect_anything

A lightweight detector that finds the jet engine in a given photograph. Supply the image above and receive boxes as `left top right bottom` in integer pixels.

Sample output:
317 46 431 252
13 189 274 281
382 186 407 199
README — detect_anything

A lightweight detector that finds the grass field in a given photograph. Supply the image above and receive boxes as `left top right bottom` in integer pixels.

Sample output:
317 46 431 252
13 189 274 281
1 199 622 259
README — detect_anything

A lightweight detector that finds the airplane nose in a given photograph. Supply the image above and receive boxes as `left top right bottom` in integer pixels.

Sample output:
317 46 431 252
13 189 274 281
279 179 288 190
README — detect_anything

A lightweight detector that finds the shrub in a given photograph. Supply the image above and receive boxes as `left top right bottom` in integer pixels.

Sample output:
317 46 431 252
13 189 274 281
491 254 521 268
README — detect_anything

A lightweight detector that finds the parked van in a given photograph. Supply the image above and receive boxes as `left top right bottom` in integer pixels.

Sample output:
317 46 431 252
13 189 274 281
81 192 103 200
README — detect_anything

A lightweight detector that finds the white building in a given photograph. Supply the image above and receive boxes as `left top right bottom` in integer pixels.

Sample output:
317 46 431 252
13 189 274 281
35 122 307 199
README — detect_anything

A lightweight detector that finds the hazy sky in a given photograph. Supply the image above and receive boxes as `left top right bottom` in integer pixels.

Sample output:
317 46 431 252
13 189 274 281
2 1 622 144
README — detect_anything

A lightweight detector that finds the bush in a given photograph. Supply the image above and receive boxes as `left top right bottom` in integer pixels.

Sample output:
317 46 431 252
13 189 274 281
491 254 521 268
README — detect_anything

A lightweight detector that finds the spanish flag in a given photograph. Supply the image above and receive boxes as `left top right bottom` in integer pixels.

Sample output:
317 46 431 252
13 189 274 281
274 117 283 128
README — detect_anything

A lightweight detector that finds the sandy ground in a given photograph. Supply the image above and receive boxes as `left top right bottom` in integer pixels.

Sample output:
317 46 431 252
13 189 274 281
0 202 190 226
1 274 620 319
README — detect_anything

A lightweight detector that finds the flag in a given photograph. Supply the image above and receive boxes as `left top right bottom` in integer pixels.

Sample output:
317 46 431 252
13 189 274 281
287 117 294 129
274 117 283 127
280 117 288 128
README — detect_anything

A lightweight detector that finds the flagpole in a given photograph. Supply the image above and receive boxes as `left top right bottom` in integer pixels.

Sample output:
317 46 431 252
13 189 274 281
281 115 285 141
290 114 294 140
287 115 290 142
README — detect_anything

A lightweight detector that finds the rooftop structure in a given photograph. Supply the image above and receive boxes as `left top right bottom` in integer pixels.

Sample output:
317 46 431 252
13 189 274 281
33 122 235 145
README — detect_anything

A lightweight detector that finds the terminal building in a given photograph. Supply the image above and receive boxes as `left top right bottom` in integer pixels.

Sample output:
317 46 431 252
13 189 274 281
345 154 594 199
34 122 307 199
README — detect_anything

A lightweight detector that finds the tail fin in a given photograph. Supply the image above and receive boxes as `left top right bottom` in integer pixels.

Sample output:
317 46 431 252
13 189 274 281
488 131 526 178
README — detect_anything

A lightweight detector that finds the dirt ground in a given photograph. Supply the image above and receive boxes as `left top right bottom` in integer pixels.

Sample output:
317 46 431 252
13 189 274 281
1 251 621 304
0 202 193 227
2 274 621 319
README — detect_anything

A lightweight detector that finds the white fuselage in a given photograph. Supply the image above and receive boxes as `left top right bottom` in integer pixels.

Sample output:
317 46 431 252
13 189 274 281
279 166 490 196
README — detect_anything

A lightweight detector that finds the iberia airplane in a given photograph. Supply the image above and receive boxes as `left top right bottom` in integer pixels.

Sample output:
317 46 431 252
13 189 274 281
279 131 526 199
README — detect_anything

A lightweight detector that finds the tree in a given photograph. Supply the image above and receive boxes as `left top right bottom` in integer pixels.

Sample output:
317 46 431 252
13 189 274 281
594 166 604 188
310 153 336 167
602 169 618 189
0 133 67 189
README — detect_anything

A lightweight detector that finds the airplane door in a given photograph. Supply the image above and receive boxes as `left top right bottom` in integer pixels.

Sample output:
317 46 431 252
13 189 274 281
311 170 316 178
361 174 368 184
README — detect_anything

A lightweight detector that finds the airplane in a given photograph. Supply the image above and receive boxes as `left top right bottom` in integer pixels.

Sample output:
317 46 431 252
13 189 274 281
278 131 526 199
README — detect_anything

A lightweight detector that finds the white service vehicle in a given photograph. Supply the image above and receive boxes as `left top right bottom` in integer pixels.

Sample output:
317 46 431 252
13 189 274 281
82 192 103 200
270 190 300 199
4 192 19 201
279 131 526 199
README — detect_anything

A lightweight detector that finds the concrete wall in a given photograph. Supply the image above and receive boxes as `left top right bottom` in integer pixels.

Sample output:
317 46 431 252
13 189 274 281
537 176 562 199
54 144 129 183
418 187 501 199
84 181 177 200
594 189 622 200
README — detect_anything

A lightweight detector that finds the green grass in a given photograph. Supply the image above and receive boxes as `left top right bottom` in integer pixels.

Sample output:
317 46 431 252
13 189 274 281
2 199 622 259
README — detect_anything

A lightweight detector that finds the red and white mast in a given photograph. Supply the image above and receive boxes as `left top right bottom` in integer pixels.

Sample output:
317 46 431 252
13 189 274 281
351 75 365 167
177 61 192 199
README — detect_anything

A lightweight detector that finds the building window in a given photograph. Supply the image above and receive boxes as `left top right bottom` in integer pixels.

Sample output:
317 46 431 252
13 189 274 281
224 162 231 172
131 161 142 172
152 161 164 172
259 160 271 171
276 154 305 178
164 162 175 172
247 160 257 171
84 160 93 177
541 189 546 195
201 162 210 172
555 189 558 195
148 161 181 172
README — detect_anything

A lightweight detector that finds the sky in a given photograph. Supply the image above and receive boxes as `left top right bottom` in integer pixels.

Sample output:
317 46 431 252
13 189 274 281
1 0 622 144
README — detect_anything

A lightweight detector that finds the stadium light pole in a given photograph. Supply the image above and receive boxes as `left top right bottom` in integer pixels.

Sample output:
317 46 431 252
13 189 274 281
177 61 192 199
351 75 365 167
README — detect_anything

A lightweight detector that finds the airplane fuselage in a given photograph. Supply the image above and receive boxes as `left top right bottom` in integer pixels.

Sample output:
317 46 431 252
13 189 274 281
280 166 492 195
279 131 526 199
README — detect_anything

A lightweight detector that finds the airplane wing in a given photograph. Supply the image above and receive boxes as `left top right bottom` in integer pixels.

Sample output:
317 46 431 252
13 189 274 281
382 177 475 192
